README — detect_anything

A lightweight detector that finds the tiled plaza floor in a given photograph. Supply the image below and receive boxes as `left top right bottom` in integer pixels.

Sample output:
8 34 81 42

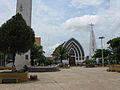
0 67 120 90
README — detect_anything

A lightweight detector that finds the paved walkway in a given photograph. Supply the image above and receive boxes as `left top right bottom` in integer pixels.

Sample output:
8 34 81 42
0 67 120 90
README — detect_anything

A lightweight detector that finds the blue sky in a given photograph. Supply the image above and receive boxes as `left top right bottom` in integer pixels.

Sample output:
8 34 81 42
0 0 120 56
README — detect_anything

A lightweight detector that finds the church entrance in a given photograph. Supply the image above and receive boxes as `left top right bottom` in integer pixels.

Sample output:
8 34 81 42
69 57 75 66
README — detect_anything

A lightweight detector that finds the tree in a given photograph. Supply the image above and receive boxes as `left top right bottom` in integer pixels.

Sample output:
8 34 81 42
83 59 96 64
82 59 96 67
107 37 120 63
93 49 112 65
52 45 69 63
0 13 35 65
93 49 112 59
30 45 45 66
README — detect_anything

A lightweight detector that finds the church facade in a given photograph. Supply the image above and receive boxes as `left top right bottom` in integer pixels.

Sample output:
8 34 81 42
58 38 85 66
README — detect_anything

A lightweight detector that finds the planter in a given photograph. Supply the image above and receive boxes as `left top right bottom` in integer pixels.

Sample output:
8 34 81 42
0 72 28 82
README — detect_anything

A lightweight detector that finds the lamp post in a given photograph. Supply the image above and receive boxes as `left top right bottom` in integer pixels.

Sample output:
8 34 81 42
99 36 105 66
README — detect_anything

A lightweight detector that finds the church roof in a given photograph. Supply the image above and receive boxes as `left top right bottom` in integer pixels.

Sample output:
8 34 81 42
63 38 85 57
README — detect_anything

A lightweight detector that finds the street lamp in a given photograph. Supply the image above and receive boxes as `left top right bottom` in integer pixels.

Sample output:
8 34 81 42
99 36 105 66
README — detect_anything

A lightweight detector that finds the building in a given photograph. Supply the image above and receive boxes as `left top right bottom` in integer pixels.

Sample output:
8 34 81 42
46 57 55 61
34 37 41 46
54 38 85 66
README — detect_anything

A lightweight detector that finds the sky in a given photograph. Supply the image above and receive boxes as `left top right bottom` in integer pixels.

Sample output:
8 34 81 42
0 0 120 57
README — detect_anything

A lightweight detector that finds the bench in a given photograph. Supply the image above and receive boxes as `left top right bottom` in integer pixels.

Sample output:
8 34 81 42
107 65 120 72
0 67 12 70
0 78 20 84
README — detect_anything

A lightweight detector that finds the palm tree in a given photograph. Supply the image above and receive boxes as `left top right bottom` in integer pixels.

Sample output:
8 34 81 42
52 46 69 63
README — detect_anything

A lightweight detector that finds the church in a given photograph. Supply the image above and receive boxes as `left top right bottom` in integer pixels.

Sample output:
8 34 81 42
55 38 85 66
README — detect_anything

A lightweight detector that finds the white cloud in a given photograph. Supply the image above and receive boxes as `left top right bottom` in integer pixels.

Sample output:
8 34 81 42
32 0 63 23
0 0 16 25
31 0 64 56
70 0 104 8
62 15 99 32
45 43 60 56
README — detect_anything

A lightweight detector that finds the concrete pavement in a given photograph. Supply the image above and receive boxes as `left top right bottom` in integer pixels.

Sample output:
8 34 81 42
0 67 120 90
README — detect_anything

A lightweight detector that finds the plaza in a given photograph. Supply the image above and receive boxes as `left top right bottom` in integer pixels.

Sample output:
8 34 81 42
0 0 120 90
0 67 120 90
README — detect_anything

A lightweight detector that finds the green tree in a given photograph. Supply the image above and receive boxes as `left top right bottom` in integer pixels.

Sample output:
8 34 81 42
30 45 45 66
93 49 112 59
52 46 69 63
83 59 96 64
107 37 120 63
0 13 35 65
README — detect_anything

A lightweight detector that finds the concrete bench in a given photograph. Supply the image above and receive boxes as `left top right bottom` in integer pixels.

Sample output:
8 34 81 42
0 67 12 70
107 65 120 72
0 78 20 83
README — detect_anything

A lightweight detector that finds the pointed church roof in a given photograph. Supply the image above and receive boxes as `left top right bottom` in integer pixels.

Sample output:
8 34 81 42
64 38 85 57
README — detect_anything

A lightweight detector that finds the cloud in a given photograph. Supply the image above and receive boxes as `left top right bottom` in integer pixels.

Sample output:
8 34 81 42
45 43 60 56
32 0 63 24
31 0 64 56
61 0 120 52
63 0 120 34
62 15 99 32
70 0 105 8
0 0 16 25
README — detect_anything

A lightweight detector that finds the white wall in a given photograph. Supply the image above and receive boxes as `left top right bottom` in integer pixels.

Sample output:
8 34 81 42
16 0 32 26
14 51 30 70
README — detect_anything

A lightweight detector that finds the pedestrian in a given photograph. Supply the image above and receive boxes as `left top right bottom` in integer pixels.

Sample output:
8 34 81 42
12 65 17 72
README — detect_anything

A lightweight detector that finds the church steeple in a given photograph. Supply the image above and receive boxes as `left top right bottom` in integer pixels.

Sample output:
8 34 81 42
16 0 32 26
89 23 97 59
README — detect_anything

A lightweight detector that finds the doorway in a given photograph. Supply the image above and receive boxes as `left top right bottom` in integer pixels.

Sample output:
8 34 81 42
69 57 75 66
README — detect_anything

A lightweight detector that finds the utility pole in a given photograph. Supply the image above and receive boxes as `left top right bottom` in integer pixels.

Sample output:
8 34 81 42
99 36 105 66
